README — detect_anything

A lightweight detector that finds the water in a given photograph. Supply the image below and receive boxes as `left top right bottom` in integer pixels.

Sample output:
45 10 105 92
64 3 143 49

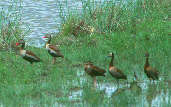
0 0 83 47
67 69 169 106
0 0 123 47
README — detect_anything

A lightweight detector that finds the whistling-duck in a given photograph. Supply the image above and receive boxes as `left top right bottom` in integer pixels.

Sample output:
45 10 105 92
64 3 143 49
144 53 159 81
16 39 41 64
84 61 106 88
107 52 127 86
42 34 64 64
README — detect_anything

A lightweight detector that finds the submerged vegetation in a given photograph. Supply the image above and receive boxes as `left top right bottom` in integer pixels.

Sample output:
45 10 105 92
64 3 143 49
0 0 171 106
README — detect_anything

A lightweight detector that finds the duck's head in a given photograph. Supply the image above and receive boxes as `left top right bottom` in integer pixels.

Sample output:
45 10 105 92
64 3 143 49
42 34 52 45
42 34 51 39
16 39 25 46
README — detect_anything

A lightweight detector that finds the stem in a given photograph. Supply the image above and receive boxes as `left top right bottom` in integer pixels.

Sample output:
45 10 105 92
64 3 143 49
109 53 114 67
93 76 96 88
52 57 56 64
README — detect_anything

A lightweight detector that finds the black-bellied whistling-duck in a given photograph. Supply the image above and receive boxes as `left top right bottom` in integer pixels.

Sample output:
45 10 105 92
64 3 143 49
16 39 41 64
84 61 106 88
42 34 64 64
144 53 159 81
107 52 127 86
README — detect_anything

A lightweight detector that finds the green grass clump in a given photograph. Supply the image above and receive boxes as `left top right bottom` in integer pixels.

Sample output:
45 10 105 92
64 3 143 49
0 0 171 106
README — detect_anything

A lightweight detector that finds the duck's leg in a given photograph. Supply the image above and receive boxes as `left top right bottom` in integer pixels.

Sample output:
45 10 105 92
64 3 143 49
93 77 97 88
116 79 119 88
149 78 152 84
152 79 155 84
52 57 56 64
30 62 33 66
126 80 129 87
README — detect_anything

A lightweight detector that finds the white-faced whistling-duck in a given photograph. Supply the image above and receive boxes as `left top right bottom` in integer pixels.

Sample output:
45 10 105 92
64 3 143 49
16 39 41 64
144 52 159 81
42 34 64 64
84 61 106 88
107 52 127 86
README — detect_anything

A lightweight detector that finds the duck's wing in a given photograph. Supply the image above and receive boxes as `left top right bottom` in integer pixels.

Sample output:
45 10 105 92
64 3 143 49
146 66 159 80
25 50 41 61
109 67 127 79
91 65 106 76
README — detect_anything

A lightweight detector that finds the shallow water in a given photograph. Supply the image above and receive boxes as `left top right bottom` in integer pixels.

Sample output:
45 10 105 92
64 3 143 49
0 0 83 47
64 69 170 106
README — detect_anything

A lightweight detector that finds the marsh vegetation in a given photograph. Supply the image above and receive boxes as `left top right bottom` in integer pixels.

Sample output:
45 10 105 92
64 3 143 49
0 0 170 106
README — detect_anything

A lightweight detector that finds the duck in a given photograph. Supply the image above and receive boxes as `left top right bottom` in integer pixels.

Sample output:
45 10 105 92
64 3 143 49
144 52 159 81
16 39 41 64
42 34 64 64
84 61 106 88
107 52 127 86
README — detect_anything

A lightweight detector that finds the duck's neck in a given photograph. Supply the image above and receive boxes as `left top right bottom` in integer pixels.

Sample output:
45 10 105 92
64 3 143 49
47 36 51 44
145 57 150 68
109 54 114 67
20 43 25 50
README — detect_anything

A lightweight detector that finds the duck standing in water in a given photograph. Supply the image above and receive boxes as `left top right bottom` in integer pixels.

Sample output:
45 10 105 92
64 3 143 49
144 52 159 81
107 52 127 87
84 61 106 88
42 34 64 64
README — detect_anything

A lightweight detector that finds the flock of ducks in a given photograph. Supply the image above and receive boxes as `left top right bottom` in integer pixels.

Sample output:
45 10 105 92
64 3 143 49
16 34 159 87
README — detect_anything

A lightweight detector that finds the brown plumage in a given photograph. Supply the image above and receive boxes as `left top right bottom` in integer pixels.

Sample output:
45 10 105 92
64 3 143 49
84 61 106 87
42 34 64 64
144 53 159 80
107 52 127 86
16 39 41 64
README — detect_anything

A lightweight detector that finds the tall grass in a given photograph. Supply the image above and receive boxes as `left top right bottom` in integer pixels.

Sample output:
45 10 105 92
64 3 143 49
0 0 170 106
0 1 26 51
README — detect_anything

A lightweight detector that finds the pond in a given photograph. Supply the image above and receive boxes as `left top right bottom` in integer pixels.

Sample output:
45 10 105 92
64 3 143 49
0 0 84 46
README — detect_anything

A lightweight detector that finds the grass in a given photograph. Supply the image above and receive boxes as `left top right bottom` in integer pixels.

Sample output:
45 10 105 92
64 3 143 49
0 0 171 106
0 1 26 51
